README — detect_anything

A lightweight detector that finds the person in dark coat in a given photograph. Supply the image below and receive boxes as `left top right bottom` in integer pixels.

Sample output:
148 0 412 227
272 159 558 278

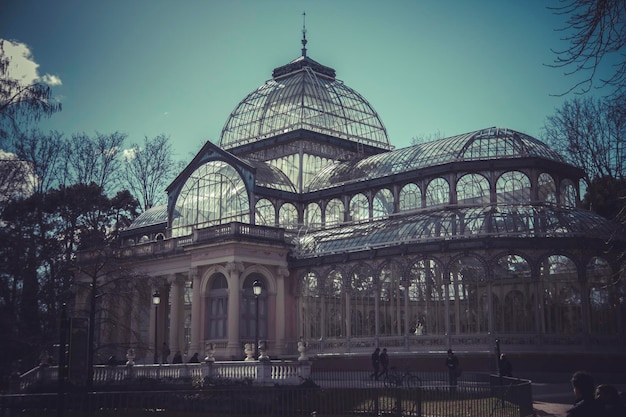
172 351 183 364
445 349 460 393
566 371 603 417
595 384 626 417
498 353 512 377
188 352 200 363
370 348 380 380
378 348 389 380
161 342 171 364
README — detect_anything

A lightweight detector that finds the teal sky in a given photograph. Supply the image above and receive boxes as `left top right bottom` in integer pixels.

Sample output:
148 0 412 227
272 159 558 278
1 1 598 162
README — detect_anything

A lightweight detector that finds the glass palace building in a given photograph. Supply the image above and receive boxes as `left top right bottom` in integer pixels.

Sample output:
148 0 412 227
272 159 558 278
79 40 626 364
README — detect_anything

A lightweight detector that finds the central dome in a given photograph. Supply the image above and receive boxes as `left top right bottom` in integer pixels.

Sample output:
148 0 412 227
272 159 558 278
219 54 391 150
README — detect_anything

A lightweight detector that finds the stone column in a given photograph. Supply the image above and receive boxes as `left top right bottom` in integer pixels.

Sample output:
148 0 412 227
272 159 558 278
168 275 185 353
226 262 244 355
189 267 202 355
275 267 289 352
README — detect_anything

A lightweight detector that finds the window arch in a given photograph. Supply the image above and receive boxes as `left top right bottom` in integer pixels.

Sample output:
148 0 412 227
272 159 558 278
372 189 394 219
300 272 321 339
492 254 534 333
279 202 298 230
456 173 490 206
425 177 449 206
255 198 275 226
378 261 403 336
304 202 322 229
325 198 345 227
449 256 488 334
172 160 249 236
399 183 421 212
561 179 577 207
350 264 375 337
538 173 556 203
207 273 228 340
586 257 618 335
349 193 369 223
540 255 581 334
325 270 345 338
407 259 445 335
496 171 531 204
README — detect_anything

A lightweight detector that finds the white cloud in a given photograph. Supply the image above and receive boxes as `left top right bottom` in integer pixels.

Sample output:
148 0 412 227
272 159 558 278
123 147 139 161
2 39 62 86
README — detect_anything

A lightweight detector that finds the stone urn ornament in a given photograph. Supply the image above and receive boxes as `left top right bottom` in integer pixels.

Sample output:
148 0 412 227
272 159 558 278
126 348 135 366
244 343 255 361
297 338 308 361
204 342 216 362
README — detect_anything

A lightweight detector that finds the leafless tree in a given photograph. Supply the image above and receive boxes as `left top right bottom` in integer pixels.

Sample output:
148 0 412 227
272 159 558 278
63 131 126 194
122 134 179 211
0 40 61 145
410 130 446 146
550 0 626 99
12 129 66 194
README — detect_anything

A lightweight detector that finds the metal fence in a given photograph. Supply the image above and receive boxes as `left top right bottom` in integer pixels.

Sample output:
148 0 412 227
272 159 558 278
0 370 533 417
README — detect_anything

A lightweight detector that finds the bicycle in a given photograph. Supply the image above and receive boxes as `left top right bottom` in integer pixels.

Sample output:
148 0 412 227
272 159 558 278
382 367 422 388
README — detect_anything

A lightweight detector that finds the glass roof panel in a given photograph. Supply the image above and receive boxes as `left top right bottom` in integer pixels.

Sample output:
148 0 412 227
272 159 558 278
290 204 624 258
126 204 168 230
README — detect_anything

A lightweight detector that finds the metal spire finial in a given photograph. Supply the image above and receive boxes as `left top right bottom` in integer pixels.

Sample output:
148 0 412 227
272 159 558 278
301 11 307 57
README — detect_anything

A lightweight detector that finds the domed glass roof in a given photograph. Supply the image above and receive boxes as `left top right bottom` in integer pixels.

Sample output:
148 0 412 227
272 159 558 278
219 55 391 151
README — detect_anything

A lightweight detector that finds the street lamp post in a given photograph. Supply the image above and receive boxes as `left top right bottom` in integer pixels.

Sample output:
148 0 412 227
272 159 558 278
153 290 161 364
252 280 262 360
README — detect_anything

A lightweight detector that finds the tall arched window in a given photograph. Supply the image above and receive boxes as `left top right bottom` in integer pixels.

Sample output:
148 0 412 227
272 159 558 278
300 272 321 339
492 254 534 333
456 173 490 206
425 177 449 207
407 259 445 335
207 273 228 339
540 255 581 334
172 160 249 236
449 256 488 334
496 171 531 204
255 198 275 226
279 202 298 230
325 270 345 338
304 202 322 229
561 179 577 207
586 257 617 335
378 261 403 336
538 173 556 203
372 189 394 219
349 193 369 223
241 274 267 340
350 264 375 337
325 198 345 227
399 183 421 212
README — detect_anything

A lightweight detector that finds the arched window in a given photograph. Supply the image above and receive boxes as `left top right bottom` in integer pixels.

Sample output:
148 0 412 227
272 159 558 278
449 257 488 334
407 259 445 335
425 177 449 207
172 160 249 236
372 189 394 219
349 193 369 222
456 173 490 206
399 183 421 212
540 255 581 334
325 270 345 338
300 272 321 339
255 198 275 226
538 173 556 203
279 202 298 230
350 264 375 337
586 257 618 335
241 274 267 340
492 254 534 333
304 202 322 229
378 261 403 336
561 179 577 207
496 171 531 204
207 273 228 339
325 198 345 227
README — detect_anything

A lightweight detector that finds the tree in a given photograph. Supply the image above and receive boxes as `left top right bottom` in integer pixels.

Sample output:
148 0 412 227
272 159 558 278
550 0 626 100
122 134 180 211
543 96 626 222
0 40 61 145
